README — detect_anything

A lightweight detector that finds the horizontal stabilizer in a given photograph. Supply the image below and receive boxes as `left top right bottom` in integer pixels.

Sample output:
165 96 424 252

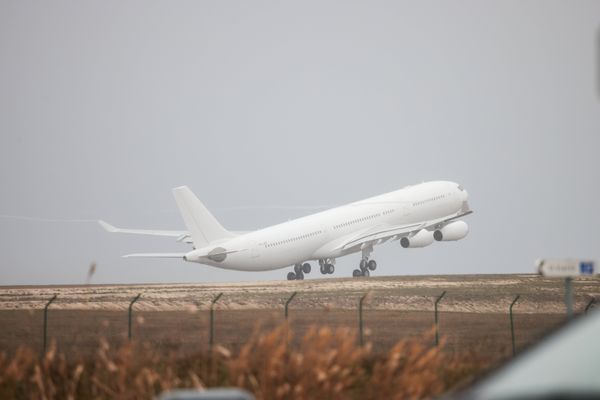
98 220 190 242
122 253 186 258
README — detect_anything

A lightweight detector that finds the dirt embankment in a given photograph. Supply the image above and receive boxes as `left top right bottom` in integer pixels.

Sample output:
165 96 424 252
1 274 598 314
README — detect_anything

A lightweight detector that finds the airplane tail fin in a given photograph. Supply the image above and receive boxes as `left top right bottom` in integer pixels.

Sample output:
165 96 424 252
172 186 234 247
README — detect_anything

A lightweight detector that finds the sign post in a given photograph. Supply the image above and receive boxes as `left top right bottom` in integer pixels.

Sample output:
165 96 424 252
536 259 596 318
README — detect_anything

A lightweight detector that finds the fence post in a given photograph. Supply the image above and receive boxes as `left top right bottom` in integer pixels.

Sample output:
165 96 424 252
210 292 223 351
43 294 57 355
359 293 367 346
509 294 520 356
285 291 297 320
128 293 141 341
434 291 446 346
564 277 574 319
585 298 596 314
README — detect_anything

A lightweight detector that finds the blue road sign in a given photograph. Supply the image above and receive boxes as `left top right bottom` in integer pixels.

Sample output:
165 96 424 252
580 261 594 275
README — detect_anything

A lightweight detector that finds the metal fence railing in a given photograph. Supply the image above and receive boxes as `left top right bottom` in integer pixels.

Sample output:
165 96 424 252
30 290 597 358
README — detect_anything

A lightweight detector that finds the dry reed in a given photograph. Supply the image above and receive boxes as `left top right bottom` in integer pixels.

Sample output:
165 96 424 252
0 324 493 400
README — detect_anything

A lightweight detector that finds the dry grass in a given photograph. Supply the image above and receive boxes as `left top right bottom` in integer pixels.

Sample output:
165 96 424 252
0 323 494 400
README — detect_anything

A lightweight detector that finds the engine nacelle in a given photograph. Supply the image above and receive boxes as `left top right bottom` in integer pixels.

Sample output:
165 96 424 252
400 229 434 248
433 220 469 241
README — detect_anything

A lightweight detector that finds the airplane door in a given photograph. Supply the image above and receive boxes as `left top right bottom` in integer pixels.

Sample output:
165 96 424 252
321 223 331 241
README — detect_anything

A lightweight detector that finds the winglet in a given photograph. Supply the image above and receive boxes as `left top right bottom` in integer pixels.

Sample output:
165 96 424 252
98 220 119 232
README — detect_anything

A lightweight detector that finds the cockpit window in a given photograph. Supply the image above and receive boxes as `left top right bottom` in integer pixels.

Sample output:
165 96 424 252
457 185 464 191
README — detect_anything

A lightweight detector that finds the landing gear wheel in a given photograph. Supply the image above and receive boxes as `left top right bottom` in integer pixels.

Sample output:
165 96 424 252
327 264 335 274
359 259 368 269
367 260 377 271
362 269 370 277
302 263 311 274
320 264 327 274
295 271 304 280
353 269 362 277
287 272 296 281
294 264 302 274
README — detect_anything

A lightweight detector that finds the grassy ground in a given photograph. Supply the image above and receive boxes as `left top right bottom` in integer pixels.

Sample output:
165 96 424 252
0 274 597 398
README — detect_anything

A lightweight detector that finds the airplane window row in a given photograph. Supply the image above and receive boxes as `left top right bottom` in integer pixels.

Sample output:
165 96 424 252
412 194 445 207
265 230 323 248
382 209 395 215
333 213 381 230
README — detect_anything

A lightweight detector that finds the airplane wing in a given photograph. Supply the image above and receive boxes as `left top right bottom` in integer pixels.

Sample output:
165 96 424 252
98 220 192 243
337 211 473 251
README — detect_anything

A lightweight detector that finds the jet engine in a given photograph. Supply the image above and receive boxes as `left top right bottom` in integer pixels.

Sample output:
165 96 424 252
400 229 434 248
433 220 469 241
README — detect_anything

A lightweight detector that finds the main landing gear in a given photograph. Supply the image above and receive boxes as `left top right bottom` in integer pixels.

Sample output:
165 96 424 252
353 246 377 278
287 262 311 281
287 259 336 280
319 258 335 275
319 259 335 275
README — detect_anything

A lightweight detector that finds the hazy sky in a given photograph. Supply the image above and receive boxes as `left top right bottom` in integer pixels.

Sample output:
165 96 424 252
1 1 599 285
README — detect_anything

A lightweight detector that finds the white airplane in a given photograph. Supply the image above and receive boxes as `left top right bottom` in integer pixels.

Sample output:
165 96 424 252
99 181 472 280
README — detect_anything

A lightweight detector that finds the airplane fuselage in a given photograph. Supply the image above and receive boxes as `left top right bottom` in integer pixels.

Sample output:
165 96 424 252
185 181 469 271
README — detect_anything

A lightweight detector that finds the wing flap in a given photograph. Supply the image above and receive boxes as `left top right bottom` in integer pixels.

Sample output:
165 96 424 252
338 223 422 251
338 211 474 251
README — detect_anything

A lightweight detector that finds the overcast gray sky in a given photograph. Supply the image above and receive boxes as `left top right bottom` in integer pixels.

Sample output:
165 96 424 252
1 1 599 285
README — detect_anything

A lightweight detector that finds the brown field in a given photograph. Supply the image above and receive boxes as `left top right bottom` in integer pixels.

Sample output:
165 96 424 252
1 274 598 357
